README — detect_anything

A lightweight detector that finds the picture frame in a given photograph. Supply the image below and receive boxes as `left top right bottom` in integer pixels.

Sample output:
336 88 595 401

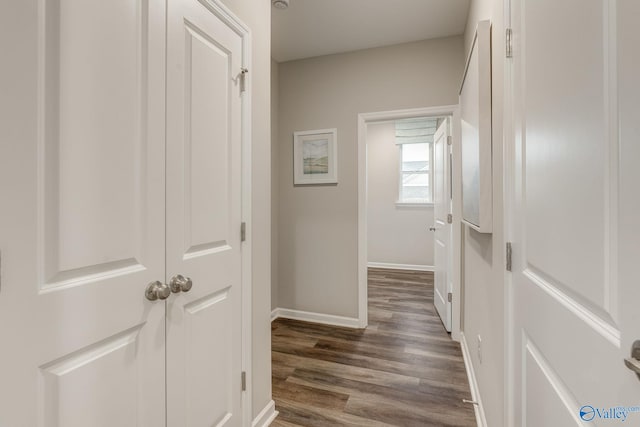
460 20 492 233
293 128 338 185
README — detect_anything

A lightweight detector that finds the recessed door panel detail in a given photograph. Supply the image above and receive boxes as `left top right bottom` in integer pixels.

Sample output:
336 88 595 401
524 339 582 426
523 0 617 322
184 288 234 427
39 0 147 289
183 22 231 257
39 326 144 427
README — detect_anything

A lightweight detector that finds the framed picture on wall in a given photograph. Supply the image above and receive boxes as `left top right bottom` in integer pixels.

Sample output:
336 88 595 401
293 128 338 185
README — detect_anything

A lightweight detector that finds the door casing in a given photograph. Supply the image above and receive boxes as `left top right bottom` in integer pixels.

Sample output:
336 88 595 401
357 105 462 341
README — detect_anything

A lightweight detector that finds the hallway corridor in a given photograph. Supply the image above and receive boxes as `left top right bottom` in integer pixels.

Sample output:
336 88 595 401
271 268 476 426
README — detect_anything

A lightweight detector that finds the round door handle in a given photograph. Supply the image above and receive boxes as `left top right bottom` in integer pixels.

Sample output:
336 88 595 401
145 281 171 301
625 340 640 380
170 274 193 293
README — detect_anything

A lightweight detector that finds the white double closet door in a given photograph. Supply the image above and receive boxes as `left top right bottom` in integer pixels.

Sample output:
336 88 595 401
0 0 247 426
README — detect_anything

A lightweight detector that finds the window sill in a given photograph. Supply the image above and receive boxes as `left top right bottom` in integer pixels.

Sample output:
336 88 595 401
395 201 434 208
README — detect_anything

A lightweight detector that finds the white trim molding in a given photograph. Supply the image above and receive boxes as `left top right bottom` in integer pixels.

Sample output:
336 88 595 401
460 333 488 427
271 308 361 329
395 202 434 208
201 1 254 425
367 262 434 272
251 400 278 427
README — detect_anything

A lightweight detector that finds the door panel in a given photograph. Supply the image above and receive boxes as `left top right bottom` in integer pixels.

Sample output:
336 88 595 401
511 0 640 424
39 326 145 427
183 290 234 425
184 23 231 254
0 0 167 425
43 0 145 279
166 0 244 425
433 118 452 331
522 0 609 312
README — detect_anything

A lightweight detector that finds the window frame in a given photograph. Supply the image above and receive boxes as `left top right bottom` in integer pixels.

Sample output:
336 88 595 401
396 141 434 207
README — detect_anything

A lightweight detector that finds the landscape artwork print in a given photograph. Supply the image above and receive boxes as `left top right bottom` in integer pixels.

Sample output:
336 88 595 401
303 139 329 175
293 128 337 185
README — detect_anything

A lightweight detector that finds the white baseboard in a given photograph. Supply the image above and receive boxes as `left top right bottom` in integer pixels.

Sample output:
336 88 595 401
251 399 278 427
367 262 434 272
460 333 488 427
271 307 361 328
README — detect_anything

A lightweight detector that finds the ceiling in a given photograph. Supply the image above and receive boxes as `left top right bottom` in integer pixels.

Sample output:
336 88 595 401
272 0 471 62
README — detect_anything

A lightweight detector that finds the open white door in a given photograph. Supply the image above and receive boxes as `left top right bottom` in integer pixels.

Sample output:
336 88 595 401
0 0 167 424
509 0 640 424
433 118 453 332
165 0 247 425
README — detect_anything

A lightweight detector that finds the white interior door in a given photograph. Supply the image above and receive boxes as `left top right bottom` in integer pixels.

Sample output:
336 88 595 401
165 0 245 425
510 0 640 424
433 118 453 332
0 0 167 425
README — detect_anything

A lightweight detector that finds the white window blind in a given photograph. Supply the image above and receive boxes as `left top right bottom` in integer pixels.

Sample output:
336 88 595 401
395 118 437 204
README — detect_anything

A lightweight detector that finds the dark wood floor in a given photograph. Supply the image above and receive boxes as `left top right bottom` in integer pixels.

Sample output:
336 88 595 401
271 268 477 427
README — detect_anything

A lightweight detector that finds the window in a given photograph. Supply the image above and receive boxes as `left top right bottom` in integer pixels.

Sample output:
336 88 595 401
395 118 435 204
399 142 431 203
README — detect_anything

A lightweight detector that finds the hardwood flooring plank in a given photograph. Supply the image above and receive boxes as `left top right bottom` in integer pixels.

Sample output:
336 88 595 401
271 268 476 426
271 418 304 427
287 368 472 408
312 339 468 373
273 380 350 410
345 396 476 427
275 399 396 427
272 351 422 391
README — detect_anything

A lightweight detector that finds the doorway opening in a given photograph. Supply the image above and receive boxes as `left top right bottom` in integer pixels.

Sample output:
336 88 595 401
357 105 462 340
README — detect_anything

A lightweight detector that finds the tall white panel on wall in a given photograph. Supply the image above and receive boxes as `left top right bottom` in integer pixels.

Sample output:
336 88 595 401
460 20 492 233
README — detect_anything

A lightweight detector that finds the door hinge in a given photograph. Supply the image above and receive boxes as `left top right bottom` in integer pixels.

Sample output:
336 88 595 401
447 135 452 146
447 213 453 224
447 292 452 303
506 242 513 272
506 28 513 58
241 371 246 391
241 222 246 242
239 68 248 93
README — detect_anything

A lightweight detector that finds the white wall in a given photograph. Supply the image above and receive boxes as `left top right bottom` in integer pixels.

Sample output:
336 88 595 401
274 37 464 318
461 0 506 426
366 121 434 268
218 0 273 421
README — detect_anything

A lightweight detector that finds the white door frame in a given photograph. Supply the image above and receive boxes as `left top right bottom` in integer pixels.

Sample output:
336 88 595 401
357 105 462 340
197 1 253 425
239 27 253 427
236 12 253 427
503 0 514 425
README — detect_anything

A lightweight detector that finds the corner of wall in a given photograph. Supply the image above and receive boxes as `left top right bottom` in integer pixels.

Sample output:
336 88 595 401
460 0 507 426
271 58 279 312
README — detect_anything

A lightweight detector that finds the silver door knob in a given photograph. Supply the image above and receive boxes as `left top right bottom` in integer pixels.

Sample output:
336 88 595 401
145 281 171 301
170 274 193 293
624 340 640 380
